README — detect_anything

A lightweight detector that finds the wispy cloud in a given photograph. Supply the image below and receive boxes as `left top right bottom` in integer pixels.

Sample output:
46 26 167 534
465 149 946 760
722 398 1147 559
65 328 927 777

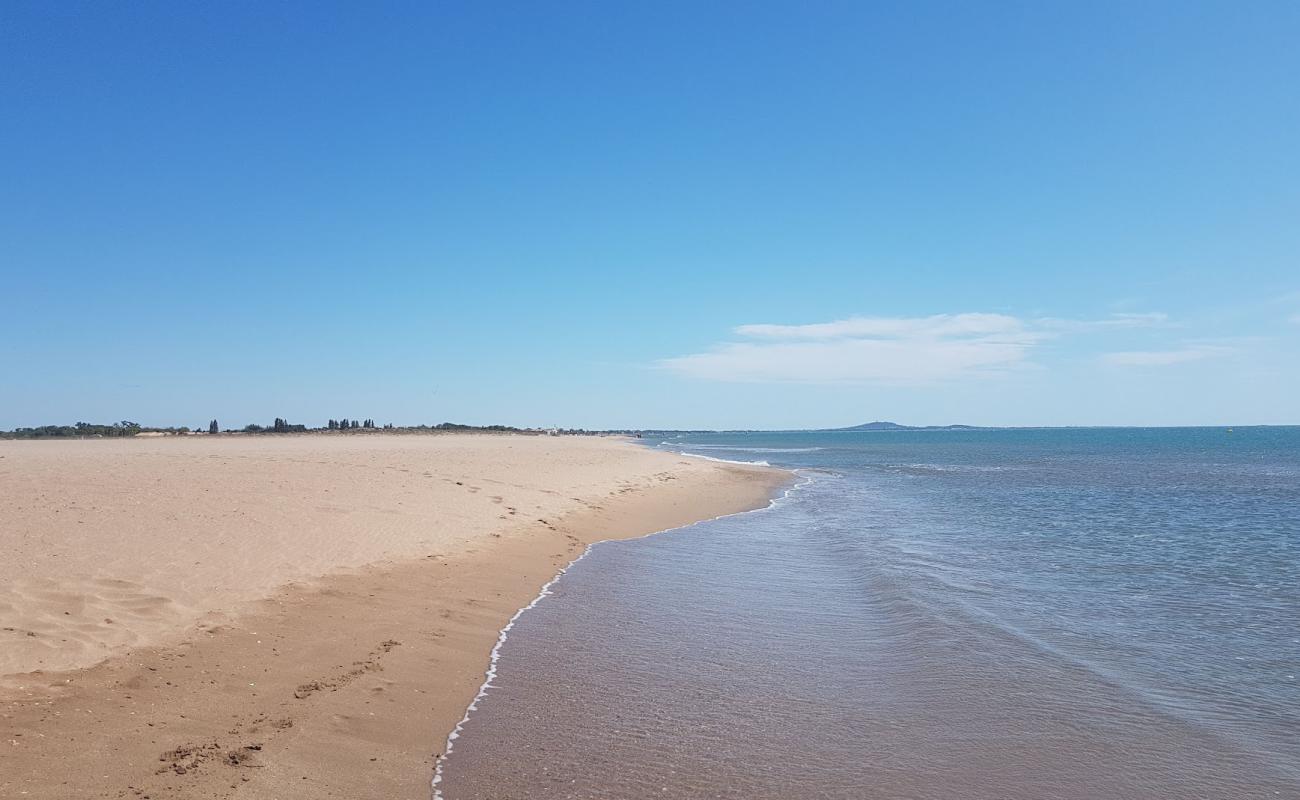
1100 344 1234 366
661 310 1183 384
659 313 1044 384
735 313 1024 340
1036 312 1170 331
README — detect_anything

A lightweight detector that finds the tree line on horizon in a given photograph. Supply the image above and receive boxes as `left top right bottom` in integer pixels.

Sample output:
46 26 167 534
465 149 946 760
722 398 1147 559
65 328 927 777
326 418 377 430
2 418 540 438
1 421 149 439
241 417 310 433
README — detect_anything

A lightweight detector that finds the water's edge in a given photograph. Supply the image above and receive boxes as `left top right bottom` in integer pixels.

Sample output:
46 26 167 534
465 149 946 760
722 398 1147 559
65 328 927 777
430 462 807 798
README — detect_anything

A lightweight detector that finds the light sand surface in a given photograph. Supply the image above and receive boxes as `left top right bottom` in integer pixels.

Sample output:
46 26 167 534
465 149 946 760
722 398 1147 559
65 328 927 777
0 434 787 799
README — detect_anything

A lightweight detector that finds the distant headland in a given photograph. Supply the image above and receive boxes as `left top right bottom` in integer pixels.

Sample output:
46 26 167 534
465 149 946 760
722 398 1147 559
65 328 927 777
821 421 982 432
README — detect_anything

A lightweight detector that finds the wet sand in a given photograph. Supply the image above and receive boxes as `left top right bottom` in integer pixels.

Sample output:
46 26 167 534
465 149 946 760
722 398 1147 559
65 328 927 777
0 434 787 799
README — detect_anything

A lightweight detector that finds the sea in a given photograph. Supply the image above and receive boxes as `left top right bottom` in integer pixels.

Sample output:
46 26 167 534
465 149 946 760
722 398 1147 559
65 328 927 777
434 427 1300 799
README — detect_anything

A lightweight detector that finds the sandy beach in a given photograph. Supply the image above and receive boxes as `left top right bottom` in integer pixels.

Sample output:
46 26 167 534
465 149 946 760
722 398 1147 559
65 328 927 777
0 434 787 799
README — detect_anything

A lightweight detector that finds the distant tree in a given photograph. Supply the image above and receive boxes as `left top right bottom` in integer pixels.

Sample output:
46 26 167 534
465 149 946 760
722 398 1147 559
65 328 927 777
339 418 350 430
327 419 337 430
209 419 219 434
244 424 264 432
350 419 360 429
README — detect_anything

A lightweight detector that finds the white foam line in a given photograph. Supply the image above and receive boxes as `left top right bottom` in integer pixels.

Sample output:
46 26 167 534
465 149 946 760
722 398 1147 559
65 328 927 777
677 451 772 467
430 468 813 798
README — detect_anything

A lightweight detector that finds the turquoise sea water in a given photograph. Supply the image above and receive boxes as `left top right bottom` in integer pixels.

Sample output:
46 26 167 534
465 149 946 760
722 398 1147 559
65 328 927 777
436 427 1300 799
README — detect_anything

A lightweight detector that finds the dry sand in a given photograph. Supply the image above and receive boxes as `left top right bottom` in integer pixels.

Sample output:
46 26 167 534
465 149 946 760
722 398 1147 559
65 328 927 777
0 434 787 799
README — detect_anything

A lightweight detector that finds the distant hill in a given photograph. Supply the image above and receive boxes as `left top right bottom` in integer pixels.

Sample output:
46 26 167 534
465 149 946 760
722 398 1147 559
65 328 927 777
825 421 982 432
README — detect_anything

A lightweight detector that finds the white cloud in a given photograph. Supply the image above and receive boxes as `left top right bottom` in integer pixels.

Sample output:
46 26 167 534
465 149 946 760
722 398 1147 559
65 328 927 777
659 313 1044 384
735 312 1024 340
660 309 1206 384
1100 345 1234 366
1037 312 1170 331
1106 312 1170 326
661 310 1202 384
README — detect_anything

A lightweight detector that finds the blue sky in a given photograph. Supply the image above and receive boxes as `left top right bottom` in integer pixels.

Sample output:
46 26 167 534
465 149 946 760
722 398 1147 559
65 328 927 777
2 1 1297 429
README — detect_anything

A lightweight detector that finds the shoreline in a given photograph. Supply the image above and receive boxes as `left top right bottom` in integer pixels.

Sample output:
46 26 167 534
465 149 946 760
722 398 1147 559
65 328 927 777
432 465 807 798
0 435 789 799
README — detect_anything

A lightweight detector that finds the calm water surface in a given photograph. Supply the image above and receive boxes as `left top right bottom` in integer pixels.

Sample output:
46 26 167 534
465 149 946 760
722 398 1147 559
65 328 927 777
436 428 1300 799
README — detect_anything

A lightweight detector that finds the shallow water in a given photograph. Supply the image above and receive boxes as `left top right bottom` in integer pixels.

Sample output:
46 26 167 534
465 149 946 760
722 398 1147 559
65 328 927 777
435 427 1300 799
